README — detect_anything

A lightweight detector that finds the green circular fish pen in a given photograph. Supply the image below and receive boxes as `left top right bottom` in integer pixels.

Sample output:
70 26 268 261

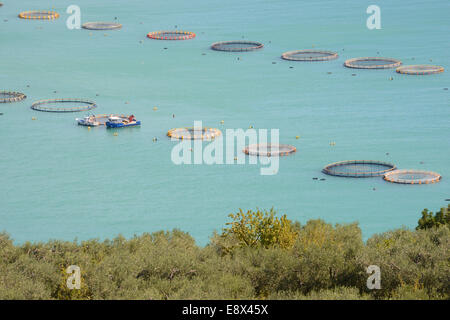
344 57 402 69
31 99 97 112
396 65 444 75
322 160 396 177
167 127 221 140
384 170 441 184
243 144 296 157
211 41 264 52
282 50 338 61
1 91 26 103
82 22 122 30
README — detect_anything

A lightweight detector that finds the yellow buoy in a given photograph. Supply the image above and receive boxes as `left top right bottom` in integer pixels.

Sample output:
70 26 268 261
31 117 36 120
220 120 224 124
88 126 91 130
153 106 158 111
249 125 253 129
296 135 300 139
113 132 118 136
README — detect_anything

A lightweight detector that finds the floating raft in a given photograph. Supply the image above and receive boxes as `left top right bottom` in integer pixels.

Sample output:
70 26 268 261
322 160 396 178
31 98 97 112
147 31 196 40
384 170 441 184
211 41 264 52
243 144 296 157
282 50 338 61
18 10 60 20
167 127 221 140
344 57 402 69
0 91 26 103
396 65 444 75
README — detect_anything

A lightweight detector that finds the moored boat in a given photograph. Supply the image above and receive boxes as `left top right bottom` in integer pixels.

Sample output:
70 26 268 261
106 115 141 128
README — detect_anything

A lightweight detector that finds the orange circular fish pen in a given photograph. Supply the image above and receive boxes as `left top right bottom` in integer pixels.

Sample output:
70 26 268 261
147 31 196 40
18 11 60 20
322 160 396 178
167 127 221 140
383 170 441 184
243 144 296 157
282 50 338 61
211 41 264 52
1 91 26 103
396 65 444 75
344 57 402 69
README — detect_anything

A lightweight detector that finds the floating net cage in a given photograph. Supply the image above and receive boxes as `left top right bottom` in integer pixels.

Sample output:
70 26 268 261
167 127 221 140
82 22 122 30
211 41 264 52
18 11 60 20
31 99 97 113
1 91 26 103
384 170 441 184
243 144 297 157
344 57 402 69
282 50 338 61
322 160 396 178
396 65 444 75
147 31 196 40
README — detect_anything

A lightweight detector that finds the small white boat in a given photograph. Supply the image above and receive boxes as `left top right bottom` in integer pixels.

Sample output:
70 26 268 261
76 115 102 126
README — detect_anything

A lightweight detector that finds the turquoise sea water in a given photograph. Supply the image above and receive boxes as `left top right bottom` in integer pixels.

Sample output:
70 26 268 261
1 0 449 245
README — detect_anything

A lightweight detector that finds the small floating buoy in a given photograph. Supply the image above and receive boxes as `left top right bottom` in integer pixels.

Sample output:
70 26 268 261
312 177 318 180
139 40 143 44
88 126 91 130
352 74 357 76
389 77 393 80
172 114 175 118
329 141 336 146
202 53 206 55
373 188 376 191
153 106 158 111
164 47 168 50
272 62 276 64
419 161 424 164
220 120 224 124
320 178 326 181
104 33 108 37
249 125 253 129
31 117 36 120
386 152 389 155
295 135 300 139
234 156 238 161
152 137 157 142
289 66 293 69
96 93 99 96
327 72 332 74
113 132 118 136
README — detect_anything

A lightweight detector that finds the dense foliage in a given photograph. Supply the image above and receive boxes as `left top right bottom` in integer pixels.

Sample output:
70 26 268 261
0 208 448 300
417 204 449 230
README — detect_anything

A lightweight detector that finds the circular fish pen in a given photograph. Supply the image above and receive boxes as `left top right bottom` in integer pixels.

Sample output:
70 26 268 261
18 11 60 20
211 41 264 52
82 22 122 30
167 127 221 140
1 91 26 103
322 160 396 178
31 99 97 113
396 65 444 75
344 57 402 69
147 31 196 40
281 50 338 61
243 144 296 157
384 170 441 184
